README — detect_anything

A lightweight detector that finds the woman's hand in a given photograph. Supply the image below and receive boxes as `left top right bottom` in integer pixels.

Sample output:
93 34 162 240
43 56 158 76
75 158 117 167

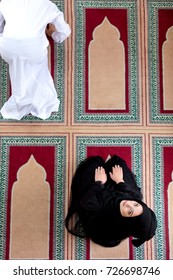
109 165 124 184
95 166 107 184
46 23 57 37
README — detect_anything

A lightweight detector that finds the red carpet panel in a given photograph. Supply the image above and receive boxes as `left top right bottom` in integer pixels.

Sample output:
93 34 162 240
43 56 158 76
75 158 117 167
0 0 173 260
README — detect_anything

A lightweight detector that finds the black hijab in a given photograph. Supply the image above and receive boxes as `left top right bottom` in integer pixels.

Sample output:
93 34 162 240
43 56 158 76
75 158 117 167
129 200 157 247
85 193 157 248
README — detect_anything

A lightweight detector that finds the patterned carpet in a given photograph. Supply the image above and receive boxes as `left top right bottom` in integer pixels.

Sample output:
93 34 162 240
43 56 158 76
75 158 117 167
0 0 173 260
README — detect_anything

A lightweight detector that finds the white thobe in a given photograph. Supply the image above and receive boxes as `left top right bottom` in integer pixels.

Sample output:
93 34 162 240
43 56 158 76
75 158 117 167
0 0 71 120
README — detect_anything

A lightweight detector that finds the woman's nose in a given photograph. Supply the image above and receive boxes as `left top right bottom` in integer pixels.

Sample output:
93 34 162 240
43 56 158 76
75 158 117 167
126 202 132 207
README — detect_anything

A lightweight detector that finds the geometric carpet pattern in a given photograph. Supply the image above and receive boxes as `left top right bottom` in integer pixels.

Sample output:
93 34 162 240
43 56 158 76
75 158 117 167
0 0 173 260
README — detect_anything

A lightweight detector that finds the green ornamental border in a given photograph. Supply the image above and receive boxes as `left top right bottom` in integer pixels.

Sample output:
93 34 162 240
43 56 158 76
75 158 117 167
152 136 173 259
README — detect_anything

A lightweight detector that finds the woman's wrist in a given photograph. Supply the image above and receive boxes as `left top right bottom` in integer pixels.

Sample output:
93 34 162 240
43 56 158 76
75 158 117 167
115 179 124 184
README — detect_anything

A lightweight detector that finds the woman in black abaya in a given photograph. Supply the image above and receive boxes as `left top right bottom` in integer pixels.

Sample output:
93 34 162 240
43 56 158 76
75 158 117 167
65 155 157 247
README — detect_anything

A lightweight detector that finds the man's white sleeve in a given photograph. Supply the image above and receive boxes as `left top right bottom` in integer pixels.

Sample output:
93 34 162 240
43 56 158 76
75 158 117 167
51 10 71 43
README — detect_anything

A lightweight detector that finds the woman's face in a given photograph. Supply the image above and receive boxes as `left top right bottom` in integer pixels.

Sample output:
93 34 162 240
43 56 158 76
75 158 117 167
120 200 143 217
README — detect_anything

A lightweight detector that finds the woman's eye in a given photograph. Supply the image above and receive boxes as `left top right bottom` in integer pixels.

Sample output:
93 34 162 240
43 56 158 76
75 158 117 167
134 203 139 206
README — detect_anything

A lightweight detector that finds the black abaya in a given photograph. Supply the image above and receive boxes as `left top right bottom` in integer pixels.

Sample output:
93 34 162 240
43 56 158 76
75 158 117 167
65 155 157 247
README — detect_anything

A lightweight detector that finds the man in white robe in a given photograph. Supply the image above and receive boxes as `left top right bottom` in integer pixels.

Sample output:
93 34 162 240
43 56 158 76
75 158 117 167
0 0 71 120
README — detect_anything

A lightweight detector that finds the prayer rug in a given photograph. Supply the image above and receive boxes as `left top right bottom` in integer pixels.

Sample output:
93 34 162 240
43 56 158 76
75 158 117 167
147 0 173 124
73 0 140 124
0 136 67 259
73 135 144 260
